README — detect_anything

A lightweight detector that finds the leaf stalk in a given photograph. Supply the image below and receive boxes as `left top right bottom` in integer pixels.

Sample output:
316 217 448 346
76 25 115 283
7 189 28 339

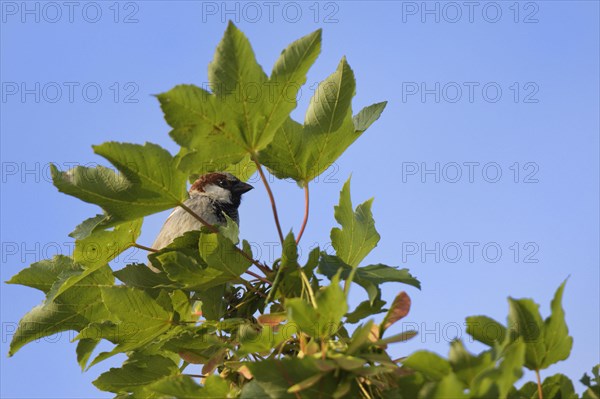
296 183 310 244
253 158 285 244
536 369 543 399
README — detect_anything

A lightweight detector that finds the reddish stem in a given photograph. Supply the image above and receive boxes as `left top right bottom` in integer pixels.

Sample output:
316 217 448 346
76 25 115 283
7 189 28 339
296 183 310 244
253 159 284 244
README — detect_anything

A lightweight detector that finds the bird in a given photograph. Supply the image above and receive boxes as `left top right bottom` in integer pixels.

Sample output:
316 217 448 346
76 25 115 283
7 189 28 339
149 172 253 270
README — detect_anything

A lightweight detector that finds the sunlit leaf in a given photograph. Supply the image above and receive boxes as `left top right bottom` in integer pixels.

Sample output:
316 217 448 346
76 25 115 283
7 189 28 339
259 59 382 184
541 279 573 368
51 142 187 228
331 178 380 267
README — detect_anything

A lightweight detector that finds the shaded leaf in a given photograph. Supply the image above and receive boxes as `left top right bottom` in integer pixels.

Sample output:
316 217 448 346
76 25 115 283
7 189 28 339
318 254 420 304
69 214 105 239
113 264 177 291
6 255 80 294
93 354 179 394
199 232 253 286
81 286 176 367
286 273 347 339
466 315 507 347
448 340 494 386
581 364 600 399
541 373 577 399
346 320 375 355
403 351 451 381
373 330 418 346
195 285 227 321
420 373 468 399
76 338 100 371
353 101 387 133
471 339 526 399
238 325 284 356
246 357 338 399
9 263 113 356
278 231 303 298
149 375 231 398
346 298 386 324
508 297 545 370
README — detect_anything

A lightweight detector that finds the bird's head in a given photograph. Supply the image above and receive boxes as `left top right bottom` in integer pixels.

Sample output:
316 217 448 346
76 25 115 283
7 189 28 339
189 172 254 207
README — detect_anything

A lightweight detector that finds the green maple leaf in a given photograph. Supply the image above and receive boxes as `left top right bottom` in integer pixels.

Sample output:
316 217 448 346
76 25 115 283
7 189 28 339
259 60 385 185
160 22 322 174
51 142 187 228
7 259 114 356
331 177 380 267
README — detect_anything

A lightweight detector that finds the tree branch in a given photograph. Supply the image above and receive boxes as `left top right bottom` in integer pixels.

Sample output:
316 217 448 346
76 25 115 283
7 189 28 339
178 202 219 233
245 270 271 285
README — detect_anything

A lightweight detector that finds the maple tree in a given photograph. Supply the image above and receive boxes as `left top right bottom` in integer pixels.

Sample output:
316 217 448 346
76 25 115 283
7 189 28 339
7 22 598 399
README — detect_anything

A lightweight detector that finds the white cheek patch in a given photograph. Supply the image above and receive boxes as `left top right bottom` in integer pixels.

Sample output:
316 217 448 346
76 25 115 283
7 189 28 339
203 184 232 203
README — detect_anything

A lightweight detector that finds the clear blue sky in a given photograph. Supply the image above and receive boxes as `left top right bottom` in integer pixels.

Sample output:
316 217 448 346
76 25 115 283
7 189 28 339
1 1 598 397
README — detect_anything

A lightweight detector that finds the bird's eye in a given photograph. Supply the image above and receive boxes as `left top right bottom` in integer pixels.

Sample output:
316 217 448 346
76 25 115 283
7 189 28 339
217 179 226 187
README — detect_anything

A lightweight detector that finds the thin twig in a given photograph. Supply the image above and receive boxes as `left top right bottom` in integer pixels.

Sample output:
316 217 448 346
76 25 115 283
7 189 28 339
357 379 373 399
178 202 218 233
236 278 267 298
253 158 284 244
245 270 271 285
266 263 284 304
184 374 207 378
299 270 317 309
133 243 158 252
296 183 310 244
253 261 272 275
238 253 271 281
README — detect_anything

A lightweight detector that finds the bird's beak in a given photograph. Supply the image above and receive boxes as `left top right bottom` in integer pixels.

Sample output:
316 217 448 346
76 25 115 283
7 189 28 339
232 181 254 194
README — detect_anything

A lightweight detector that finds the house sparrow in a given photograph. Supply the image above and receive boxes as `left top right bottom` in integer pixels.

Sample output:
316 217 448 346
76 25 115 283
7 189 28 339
150 171 253 256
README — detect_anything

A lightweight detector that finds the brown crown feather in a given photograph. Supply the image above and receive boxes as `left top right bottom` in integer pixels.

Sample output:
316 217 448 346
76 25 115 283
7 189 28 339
189 172 229 193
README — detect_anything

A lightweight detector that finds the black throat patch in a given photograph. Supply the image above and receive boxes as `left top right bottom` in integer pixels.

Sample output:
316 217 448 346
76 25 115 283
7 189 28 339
211 198 240 225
